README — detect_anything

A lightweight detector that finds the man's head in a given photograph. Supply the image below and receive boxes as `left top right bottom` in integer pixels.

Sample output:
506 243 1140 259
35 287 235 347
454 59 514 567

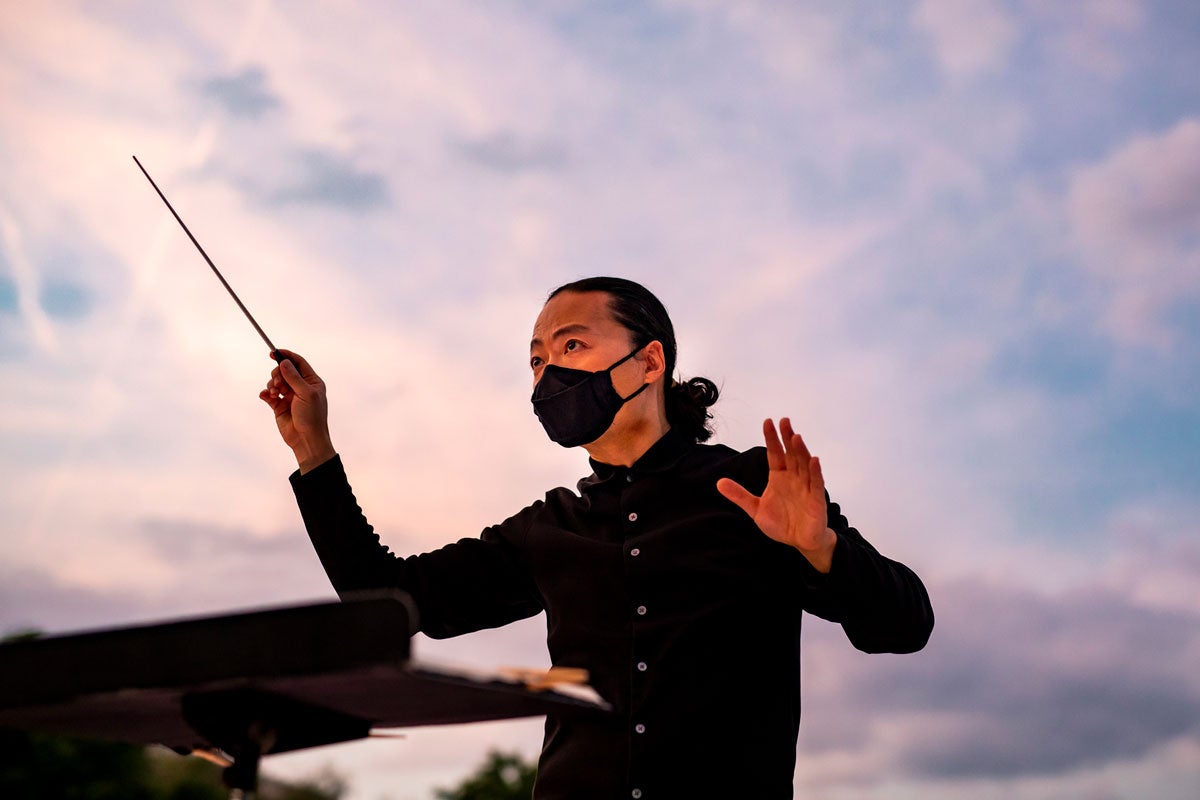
530 277 718 453
530 281 669 451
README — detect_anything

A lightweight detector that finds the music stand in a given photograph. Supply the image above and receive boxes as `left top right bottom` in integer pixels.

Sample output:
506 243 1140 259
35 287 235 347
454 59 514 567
0 593 607 798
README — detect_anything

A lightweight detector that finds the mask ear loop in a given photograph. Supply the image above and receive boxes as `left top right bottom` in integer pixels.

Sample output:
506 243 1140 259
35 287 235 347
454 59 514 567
618 380 651 403
611 343 654 403
605 345 645 373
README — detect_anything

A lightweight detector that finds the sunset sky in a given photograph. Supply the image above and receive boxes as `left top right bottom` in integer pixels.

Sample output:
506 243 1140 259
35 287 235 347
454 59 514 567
2 2 1198 798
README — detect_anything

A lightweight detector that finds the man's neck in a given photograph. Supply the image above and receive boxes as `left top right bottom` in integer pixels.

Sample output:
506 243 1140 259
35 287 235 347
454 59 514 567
584 417 671 468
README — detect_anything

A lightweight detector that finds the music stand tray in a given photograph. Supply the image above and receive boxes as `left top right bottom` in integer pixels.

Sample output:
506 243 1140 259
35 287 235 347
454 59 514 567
0 593 607 795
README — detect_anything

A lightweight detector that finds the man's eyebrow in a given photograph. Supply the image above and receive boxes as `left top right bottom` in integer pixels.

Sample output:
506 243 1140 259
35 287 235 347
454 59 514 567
530 323 592 350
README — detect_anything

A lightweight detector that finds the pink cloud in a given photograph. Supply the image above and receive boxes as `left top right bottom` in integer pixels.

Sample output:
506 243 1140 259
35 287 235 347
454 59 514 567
912 0 1019 82
1067 118 1200 347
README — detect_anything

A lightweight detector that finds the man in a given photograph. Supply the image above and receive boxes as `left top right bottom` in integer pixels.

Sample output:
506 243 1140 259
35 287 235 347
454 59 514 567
261 277 933 798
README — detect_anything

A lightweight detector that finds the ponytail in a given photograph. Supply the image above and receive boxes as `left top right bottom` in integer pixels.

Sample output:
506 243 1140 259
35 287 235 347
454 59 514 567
666 376 720 442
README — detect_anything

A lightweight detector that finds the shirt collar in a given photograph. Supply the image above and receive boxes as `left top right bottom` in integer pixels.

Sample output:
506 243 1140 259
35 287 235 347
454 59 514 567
580 427 694 490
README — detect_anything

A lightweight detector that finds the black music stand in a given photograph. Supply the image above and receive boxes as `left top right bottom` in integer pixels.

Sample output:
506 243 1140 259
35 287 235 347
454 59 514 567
0 593 607 798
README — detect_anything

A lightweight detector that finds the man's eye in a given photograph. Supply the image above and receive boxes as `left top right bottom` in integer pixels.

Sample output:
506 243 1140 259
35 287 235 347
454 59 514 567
565 339 582 352
530 356 543 369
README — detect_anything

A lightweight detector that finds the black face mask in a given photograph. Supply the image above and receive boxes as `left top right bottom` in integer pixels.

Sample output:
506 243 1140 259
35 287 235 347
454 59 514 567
531 347 649 447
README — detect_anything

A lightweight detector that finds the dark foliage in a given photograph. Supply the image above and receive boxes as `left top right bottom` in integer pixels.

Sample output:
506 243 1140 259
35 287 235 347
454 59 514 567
434 750 537 800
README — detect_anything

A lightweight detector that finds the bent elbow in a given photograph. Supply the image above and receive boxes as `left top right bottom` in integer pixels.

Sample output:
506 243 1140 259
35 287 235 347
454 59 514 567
846 603 935 654
892 614 934 654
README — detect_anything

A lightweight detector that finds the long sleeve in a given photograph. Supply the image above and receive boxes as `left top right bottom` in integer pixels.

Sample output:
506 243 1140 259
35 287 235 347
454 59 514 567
800 496 935 654
290 455 544 638
719 446 934 655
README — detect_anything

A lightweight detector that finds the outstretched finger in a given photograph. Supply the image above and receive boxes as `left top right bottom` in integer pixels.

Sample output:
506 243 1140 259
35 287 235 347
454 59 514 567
780 417 799 472
780 418 813 463
808 455 825 497
763 419 786 471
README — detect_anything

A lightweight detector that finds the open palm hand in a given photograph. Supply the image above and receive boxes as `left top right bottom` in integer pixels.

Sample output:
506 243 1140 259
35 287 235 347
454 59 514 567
717 418 837 572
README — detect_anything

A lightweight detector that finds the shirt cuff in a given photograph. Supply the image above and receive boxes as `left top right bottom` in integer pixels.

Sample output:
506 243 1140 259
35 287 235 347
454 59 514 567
289 452 346 490
797 532 848 591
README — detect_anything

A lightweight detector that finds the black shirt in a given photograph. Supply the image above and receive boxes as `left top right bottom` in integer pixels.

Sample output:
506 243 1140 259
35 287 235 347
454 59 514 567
290 428 933 799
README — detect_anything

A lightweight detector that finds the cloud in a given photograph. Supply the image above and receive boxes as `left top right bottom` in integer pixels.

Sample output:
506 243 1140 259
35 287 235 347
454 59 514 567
1067 117 1200 347
1030 0 1144 78
141 517 309 561
912 0 1019 82
902 585 1199 778
0 206 58 353
199 65 282 119
795 568 1200 792
0 566 151 636
0 516 337 637
265 149 390 211
133 518 337 609
453 130 569 173
1095 497 1200 615
0 275 14 313
39 280 92 320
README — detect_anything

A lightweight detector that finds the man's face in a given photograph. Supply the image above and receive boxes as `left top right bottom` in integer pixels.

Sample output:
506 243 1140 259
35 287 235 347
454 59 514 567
529 291 642 396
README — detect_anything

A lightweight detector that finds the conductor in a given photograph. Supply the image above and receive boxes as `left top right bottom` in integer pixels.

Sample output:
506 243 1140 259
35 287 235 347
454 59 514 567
260 276 933 799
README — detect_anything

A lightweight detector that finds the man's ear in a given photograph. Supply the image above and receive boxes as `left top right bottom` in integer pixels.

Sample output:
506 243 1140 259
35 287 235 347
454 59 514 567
642 340 668 383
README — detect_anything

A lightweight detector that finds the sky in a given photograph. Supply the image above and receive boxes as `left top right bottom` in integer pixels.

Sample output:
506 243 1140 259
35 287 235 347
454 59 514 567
1 1 1198 798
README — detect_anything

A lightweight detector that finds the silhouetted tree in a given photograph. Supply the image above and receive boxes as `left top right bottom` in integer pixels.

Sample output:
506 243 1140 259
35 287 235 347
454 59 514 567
434 750 537 800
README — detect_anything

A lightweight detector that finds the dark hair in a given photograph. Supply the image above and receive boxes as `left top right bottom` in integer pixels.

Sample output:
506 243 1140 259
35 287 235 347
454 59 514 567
548 276 720 442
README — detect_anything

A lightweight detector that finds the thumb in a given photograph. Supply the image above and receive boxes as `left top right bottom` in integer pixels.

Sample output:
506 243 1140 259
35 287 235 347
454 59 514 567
278 357 310 396
716 477 759 519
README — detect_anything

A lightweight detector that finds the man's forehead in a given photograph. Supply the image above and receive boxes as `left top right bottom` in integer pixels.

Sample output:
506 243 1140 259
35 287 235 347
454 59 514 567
531 292 614 343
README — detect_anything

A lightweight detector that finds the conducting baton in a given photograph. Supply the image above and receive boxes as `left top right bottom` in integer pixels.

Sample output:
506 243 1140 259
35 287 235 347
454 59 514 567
133 155 284 364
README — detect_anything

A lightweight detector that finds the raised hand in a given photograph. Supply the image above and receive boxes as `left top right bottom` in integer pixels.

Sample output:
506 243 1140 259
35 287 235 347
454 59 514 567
716 418 837 572
258 348 337 473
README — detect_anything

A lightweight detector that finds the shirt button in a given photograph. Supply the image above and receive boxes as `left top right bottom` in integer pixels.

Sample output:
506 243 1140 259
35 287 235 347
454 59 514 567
636 605 647 616
637 661 648 672
635 723 646 734
628 512 638 522
626 474 634 483
632 790 642 799
630 547 641 557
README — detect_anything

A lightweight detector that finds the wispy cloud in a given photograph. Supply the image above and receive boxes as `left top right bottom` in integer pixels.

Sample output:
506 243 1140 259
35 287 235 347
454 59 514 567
0 206 58 354
1067 117 1200 348
453 130 569 173
265 149 390 211
912 0 1019 82
199 64 282 119
796 561 1200 794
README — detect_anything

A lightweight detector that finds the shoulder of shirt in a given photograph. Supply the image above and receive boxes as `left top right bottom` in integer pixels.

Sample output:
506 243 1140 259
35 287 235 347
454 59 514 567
688 438 766 470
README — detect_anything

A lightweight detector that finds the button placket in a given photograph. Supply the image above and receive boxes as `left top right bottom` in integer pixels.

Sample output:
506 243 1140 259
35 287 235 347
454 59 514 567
624 468 650 800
